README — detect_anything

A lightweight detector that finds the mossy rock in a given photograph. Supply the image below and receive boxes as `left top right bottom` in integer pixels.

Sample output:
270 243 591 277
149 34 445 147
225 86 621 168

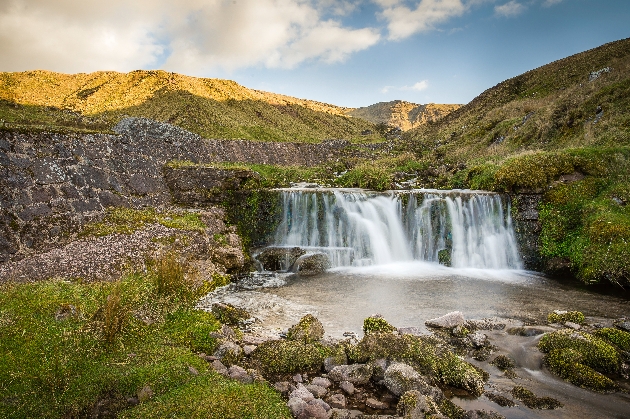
547 310 585 325
437 249 452 267
286 314 325 343
544 348 618 392
594 327 630 352
538 329 620 374
490 355 515 371
250 340 325 376
363 315 397 335
355 332 487 396
210 302 250 326
511 386 563 409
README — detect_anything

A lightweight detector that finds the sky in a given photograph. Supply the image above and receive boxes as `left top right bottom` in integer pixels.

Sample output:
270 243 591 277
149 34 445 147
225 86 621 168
0 0 628 108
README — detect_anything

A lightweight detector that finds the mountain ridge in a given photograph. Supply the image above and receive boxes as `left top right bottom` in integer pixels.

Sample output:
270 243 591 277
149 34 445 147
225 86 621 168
346 100 460 131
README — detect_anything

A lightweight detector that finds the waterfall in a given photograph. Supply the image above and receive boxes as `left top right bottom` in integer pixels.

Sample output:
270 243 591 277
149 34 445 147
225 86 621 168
271 189 522 270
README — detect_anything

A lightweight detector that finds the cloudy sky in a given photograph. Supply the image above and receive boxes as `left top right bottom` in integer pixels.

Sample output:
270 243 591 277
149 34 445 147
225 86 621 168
1 0 628 107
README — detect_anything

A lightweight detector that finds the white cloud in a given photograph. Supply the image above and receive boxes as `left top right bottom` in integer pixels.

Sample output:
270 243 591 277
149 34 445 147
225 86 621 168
542 0 563 7
0 0 380 74
494 1 526 17
382 80 429 93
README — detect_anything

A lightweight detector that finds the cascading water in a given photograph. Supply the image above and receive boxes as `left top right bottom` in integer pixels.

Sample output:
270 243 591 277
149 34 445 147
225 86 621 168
270 189 522 270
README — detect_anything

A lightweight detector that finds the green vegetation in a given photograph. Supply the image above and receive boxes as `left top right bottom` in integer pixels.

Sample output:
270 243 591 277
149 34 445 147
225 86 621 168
286 314 325 343
0 70 381 143
538 329 621 391
594 328 630 352
547 311 585 324
82 207 206 236
0 257 287 418
510 386 563 409
354 328 486 396
249 340 326 376
363 315 397 334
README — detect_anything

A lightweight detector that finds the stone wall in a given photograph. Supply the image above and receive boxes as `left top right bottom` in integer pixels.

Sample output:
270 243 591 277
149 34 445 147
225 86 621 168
511 193 543 271
0 118 381 263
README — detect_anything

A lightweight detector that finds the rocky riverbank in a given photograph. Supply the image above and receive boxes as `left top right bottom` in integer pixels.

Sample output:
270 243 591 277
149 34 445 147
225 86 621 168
194 299 630 419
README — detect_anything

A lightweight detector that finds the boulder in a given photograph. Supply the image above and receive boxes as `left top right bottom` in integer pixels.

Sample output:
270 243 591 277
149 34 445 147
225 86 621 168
211 302 250 326
328 393 346 409
210 359 229 376
397 391 441 419
306 384 328 398
213 341 243 366
228 365 253 384
287 314 325 343
328 364 373 385
287 397 308 417
256 246 306 271
290 383 315 402
426 311 465 328
311 377 332 388
384 362 431 397
293 253 330 275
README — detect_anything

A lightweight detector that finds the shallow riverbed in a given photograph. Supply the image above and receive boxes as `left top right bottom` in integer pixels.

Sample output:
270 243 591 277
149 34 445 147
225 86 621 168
201 263 630 418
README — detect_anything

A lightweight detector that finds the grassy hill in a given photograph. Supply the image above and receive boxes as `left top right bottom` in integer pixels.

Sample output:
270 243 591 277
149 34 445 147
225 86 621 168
402 38 630 286
0 70 380 142
346 101 460 131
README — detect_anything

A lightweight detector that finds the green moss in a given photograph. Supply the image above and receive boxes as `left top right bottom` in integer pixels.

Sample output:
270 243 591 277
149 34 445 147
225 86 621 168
547 311 585 324
287 314 325 343
594 328 630 352
544 348 618 392
490 355 515 371
120 372 291 419
210 303 250 326
363 315 397 335
511 386 563 409
354 333 486 396
163 309 221 354
249 340 325 376
538 329 620 390
82 207 206 237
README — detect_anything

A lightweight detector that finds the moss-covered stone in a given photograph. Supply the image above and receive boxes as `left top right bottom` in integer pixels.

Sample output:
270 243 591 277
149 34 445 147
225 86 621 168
354 332 487 396
510 386 563 409
544 348 618 392
538 329 620 373
490 355 515 371
363 315 397 335
286 314 325 343
249 340 325 376
210 302 250 326
594 327 630 352
547 310 585 325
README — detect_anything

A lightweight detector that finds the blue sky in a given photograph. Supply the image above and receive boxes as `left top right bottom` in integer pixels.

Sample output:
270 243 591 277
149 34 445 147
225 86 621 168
1 0 628 107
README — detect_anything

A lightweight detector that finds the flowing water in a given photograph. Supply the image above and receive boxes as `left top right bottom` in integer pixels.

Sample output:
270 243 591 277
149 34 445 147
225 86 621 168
202 188 630 418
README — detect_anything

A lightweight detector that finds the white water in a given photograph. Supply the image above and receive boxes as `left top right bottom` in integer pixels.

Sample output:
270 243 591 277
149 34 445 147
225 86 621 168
272 188 522 270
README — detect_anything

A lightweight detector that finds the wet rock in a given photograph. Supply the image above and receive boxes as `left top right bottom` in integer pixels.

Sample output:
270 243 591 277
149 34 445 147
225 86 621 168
311 377 332 388
293 253 330 275
328 393 346 409
228 365 253 384
484 392 515 407
211 359 229 376
287 314 325 343
287 397 308 417
340 381 355 395
426 311 465 328
511 386 563 410
490 355 515 371
468 332 488 348
365 397 388 410
256 246 306 271
397 391 439 419
464 410 506 419
329 408 353 418
506 327 545 336
306 384 328 398
614 319 630 332
383 362 430 396
398 327 424 336
329 364 373 385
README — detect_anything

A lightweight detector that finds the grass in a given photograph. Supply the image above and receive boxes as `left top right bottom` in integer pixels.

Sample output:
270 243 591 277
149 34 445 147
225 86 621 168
0 257 288 418
81 207 207 237
0 70 381 143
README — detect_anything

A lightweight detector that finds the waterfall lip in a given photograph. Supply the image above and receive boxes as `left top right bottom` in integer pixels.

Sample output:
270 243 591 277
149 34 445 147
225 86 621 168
273 187 501 195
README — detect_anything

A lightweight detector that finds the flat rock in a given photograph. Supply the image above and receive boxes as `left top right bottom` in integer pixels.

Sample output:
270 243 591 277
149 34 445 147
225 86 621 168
340 381 355 395
365 397 388 410
329 364 373 385
426 311 465 328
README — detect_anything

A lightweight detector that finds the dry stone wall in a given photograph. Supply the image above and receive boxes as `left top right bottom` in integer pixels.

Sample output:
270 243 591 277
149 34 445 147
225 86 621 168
0 118 379 263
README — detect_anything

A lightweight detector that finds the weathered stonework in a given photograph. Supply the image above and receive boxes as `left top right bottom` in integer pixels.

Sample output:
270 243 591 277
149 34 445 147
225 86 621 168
511 193 543 271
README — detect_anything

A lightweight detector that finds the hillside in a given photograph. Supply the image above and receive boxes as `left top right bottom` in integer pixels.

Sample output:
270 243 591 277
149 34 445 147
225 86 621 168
0 70 380 142
346 100 460 131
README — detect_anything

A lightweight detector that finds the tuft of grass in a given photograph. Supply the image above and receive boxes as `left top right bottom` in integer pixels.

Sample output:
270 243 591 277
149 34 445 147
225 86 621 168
82 207 207 237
